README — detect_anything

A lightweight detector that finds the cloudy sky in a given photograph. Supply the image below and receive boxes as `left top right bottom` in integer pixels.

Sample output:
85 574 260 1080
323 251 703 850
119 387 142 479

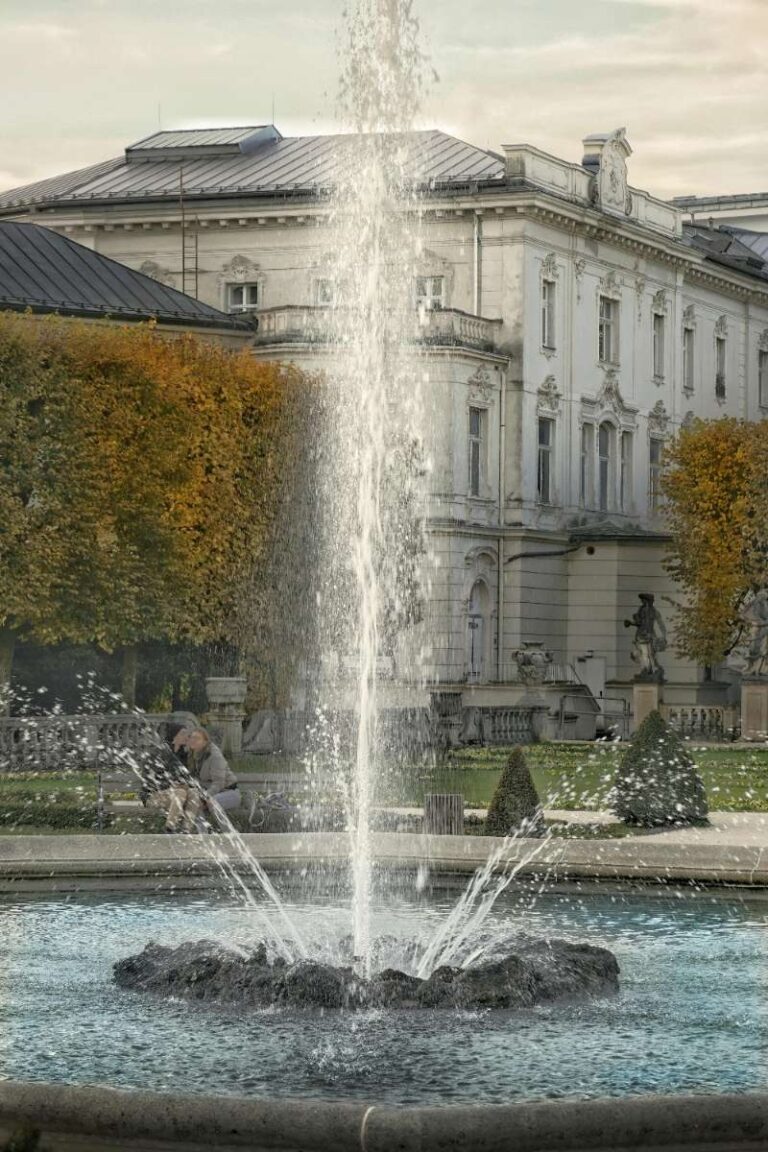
0 0 765 200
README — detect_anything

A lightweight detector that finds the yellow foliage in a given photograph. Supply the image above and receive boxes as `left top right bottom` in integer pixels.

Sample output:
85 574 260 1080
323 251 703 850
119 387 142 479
0 312 296 651
663 417 768 662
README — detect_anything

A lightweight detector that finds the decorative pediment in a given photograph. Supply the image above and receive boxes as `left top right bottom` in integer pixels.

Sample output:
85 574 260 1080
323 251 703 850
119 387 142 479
537 375 561 415
582 369 637 428
648 399 669 434
599 269 622 298
219 254 260 284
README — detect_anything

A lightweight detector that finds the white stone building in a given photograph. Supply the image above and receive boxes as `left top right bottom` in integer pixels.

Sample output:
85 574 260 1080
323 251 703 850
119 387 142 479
4 125 768 735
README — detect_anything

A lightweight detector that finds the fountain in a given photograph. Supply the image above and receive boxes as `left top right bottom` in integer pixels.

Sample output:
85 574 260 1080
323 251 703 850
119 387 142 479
5 3 768 1149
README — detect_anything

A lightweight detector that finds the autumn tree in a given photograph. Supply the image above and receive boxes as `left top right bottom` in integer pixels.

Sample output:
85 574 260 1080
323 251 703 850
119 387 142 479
0 313 293 707
662 417 768 664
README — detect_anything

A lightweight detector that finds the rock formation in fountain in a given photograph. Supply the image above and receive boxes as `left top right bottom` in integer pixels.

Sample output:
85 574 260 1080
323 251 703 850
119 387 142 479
114 936 619 1011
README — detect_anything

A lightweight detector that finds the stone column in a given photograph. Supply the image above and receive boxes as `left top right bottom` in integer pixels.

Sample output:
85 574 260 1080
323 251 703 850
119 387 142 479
740 678 768 741
205 677 247 757
632 680 660 733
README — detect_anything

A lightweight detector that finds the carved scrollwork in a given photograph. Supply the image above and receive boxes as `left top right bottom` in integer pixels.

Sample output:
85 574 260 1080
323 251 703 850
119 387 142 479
648 399 669 435
467 365 494 403
714 314 728 339
541 253 559 280
537 374 561 415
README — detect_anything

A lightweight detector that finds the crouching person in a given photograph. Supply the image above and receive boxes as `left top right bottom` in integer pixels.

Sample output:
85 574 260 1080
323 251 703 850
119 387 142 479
186 726 241 829
144 723 200 834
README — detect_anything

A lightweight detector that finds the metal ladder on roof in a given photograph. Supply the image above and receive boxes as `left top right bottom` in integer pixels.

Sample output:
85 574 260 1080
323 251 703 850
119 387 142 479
179 166 198 300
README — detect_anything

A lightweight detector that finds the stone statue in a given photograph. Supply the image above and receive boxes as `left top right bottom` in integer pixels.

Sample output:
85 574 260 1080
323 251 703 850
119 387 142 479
735 590 768 678
624 593 666 682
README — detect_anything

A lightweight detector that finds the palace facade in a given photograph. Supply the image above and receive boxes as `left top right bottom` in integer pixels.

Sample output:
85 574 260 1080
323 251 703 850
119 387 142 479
4 126 768 734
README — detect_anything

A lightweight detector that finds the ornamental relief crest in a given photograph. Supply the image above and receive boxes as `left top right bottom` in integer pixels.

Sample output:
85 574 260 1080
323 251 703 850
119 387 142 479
651 288 669 315
648 399 669 434
599 269 622 298
541 253 559 280
537 375 561 415
714 315 728 339
218 253 261 285
139 260 176 288
467 365 494 403
586 128 633 216
758 328 768 352
682 304 697 330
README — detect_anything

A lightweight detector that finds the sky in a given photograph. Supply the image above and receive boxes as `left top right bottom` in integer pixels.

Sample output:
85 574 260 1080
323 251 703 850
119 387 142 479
0 0 765 200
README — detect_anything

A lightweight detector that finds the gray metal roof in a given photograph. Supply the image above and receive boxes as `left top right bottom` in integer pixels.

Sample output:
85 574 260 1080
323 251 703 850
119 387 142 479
682 222 768 284
0 220 248 328
128 127 273 151
727 227 768 262
0 129 505 211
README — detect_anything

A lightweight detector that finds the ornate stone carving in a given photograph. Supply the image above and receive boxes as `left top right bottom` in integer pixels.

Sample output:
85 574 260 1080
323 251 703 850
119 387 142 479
467 365 494 402
573 258 586 302
727 590 768 678
648 400 669 434
600 269 622 298
584 128 633 216
512 642 554 685
139 260 176 288
758 328 768 352
682 304 696 329
714 315 728 338
635 274 646 322
537 375 561 415
220 254 260 283
598 369 624 415
541 253 559 280
651 288 669 314
681 410 696 430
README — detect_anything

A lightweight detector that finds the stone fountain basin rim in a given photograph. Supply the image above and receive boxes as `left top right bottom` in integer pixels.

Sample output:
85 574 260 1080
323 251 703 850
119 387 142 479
0 831 767 891
2 1079 768 1151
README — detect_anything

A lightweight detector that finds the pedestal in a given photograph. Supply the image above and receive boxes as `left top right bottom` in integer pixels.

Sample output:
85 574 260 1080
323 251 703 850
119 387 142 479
741 679 768 741
632 681 660 733
204 676 247 757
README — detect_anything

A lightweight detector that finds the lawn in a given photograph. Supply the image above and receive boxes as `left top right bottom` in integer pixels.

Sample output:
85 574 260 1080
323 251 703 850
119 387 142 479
1 742 767 833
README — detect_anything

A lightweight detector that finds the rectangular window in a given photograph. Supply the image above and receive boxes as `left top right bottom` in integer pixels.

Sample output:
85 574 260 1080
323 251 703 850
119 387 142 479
649 437 664 512
580 422 594 506
683 327 695 393
227 282 259 312
598 296 618 364
541 280 556 350
652 312 665 380
620 431 633 512
715 336 726 398
415 276 444 310
759 349 768 408
598 422 613 512
537 417 554 504
468 407 484 497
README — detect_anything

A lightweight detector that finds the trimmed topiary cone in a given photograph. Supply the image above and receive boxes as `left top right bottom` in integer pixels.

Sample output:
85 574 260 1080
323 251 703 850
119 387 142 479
485 746 543 837
613 709 709 827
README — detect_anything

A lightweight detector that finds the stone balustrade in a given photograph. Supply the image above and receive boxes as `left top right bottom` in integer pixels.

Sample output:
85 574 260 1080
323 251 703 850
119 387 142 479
660 704 739 742
253 305 501 352
0 713 177 772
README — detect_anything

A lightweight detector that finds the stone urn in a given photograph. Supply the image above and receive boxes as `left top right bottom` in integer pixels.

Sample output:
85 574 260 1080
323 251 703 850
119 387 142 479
204 676 247 756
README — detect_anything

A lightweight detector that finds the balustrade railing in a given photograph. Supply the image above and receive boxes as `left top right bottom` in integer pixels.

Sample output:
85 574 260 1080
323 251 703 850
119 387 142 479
253 305 501 352
660 704 739 742
476 707 536 745
0 713 176 772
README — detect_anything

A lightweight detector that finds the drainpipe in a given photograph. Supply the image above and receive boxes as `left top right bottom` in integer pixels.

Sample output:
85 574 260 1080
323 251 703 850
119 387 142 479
473 211 482 316
497 366 506 682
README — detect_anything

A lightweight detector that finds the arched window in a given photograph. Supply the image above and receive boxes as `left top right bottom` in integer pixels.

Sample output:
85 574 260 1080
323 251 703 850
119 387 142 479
598 421 615 512
467 581 489 681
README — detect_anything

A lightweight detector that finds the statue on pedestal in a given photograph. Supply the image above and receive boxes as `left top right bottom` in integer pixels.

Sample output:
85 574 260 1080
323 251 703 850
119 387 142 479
624 593 666 682
730 590 768 679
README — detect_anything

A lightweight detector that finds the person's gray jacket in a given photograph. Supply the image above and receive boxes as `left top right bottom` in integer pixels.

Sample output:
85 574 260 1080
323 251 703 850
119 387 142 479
192 743 237 796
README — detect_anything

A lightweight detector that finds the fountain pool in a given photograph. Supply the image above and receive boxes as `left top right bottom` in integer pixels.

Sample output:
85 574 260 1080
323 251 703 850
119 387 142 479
3 883 767 1106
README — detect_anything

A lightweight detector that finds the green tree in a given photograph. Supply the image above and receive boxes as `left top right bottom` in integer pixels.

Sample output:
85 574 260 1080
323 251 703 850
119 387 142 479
613 710 708 827
485 746 543 837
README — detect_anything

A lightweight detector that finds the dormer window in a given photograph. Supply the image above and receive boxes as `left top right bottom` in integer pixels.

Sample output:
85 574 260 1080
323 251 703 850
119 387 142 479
415 276 444 310
227 283 259 313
